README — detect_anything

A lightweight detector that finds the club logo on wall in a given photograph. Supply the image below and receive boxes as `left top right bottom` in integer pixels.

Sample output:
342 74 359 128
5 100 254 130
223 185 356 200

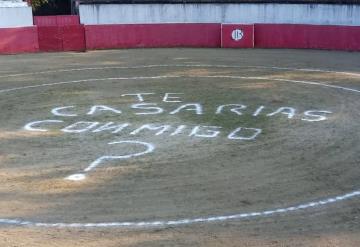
231 29 244 41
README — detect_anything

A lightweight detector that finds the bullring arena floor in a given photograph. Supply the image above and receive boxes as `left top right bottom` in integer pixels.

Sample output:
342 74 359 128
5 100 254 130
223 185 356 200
0 48 359 246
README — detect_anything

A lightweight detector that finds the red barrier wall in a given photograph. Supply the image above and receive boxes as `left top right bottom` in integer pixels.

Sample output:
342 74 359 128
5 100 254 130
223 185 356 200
85 24 221 49
37 26 62 52
56 15 80 26
34 15 80 27
1 21 360 54
34 16 57 27
255 24 360 51
35 15 85 52
0 27 39 54
38 25 85 52
62 25 86 51
221 24 254 48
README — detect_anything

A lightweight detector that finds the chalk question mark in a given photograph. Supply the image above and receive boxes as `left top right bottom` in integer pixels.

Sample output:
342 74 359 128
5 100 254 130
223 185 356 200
65 140 155 181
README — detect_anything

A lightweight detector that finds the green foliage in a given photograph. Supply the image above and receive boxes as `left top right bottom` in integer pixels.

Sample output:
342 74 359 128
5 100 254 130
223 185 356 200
31 0 49 9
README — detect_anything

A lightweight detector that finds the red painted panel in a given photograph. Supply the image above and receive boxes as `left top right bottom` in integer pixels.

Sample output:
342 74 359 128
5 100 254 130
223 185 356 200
221 24 254 48
34 15 80 27
56 15 80 26
85 24 221 49
37 26 63 52
255 24 360 51
38 25 85 52
0 26 39 54
62 25 86 51
34 16 58 27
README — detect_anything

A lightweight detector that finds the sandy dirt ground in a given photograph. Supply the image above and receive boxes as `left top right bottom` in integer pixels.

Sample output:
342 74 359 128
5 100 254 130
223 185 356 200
0 48 359 246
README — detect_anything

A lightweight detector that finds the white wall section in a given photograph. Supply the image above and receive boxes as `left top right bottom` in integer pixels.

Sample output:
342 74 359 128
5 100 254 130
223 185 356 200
79 3 360 26
0 0 28 7
0 6 33 28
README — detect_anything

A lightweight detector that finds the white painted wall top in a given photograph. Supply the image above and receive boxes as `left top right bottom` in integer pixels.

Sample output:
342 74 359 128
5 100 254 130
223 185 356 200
79 3 360 26
0 0 28 7
0 5 33 27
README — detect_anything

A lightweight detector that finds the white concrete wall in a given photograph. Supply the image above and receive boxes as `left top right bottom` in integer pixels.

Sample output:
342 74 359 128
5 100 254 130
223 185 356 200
79 3 360 26
0 0 28 7
0 6 33 28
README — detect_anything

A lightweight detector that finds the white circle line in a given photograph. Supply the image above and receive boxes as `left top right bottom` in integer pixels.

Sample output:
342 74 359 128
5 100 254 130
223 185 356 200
0 65 359 228
0 75 359 94
0 190 359 228
0 64 359 79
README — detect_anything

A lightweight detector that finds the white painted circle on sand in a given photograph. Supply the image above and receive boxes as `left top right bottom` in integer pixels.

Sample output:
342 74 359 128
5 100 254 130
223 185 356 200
0 64 359 228
65 173 86 181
